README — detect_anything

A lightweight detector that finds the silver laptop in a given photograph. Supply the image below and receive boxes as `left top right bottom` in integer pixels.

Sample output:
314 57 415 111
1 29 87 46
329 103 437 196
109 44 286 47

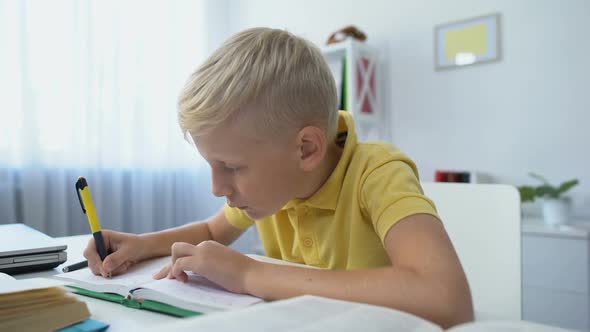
0 223 67 274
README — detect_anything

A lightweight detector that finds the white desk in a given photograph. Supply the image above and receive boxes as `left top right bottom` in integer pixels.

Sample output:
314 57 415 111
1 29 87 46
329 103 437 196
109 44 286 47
14 234 579 332
14 235 178 331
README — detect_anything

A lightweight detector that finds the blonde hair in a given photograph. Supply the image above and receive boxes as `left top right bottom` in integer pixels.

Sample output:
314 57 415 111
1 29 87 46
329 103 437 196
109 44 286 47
178 27 338 141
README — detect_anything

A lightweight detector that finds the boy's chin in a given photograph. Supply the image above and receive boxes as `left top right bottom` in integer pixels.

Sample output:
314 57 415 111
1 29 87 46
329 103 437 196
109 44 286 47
243 207 272 220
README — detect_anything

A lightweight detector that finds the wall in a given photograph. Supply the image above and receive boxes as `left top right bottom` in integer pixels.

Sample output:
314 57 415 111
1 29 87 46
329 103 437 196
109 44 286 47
226 0 590 217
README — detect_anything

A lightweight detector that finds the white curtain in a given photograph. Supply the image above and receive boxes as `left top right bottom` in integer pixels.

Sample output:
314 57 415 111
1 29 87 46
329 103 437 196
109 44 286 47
0 0 260 252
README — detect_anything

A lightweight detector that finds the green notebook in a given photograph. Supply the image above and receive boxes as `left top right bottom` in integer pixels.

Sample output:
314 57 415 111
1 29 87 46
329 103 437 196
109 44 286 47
67 286 200 317
54 257 263 317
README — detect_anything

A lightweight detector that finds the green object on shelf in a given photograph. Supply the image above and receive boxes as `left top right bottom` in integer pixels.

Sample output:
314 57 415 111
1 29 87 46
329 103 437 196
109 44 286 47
518 172 579 203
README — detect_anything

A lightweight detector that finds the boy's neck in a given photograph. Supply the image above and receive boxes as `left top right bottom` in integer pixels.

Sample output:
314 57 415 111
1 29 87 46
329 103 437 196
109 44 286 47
297 142 343 200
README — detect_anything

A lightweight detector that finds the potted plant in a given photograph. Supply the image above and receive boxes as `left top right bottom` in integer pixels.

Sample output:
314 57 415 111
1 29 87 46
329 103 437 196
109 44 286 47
518 173 579 225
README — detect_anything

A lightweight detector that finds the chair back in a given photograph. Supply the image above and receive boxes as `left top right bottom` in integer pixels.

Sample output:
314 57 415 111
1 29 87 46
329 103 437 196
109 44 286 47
421 182 522 320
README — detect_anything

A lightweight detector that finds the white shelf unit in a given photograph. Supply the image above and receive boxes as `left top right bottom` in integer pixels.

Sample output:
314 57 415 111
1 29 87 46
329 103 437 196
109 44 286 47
322 39 380 141
521 218 590 331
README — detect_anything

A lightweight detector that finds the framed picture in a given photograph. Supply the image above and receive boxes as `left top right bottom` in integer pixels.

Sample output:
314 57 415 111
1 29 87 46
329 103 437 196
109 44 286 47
434 13 501 70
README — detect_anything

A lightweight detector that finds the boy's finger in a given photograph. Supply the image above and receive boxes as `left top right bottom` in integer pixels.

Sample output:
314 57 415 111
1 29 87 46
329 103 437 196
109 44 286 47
170 242 197 263
109 261 132 277
170 257 193 281
102 250 127 274
83 239 99 261
153 265 171 280
170 270 188 282
88 261 102 276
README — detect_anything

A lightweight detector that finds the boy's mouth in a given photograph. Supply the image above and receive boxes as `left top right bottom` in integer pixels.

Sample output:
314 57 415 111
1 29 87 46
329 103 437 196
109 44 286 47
228 201 248 210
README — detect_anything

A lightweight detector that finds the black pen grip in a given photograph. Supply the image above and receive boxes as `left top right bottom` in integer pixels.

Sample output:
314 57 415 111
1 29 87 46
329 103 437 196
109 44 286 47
93 231 109 261
62 260 89 273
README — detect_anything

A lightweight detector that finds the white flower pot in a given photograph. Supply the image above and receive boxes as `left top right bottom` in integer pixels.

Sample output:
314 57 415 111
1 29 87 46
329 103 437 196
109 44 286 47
542 198 571 225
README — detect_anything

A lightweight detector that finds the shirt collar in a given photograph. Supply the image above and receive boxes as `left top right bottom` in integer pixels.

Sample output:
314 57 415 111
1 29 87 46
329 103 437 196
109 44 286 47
282 111 357 211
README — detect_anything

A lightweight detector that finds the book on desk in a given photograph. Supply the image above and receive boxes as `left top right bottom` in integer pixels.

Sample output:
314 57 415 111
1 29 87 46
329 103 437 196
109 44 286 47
0 273 92 332
52 254 310 317
141 294 576 332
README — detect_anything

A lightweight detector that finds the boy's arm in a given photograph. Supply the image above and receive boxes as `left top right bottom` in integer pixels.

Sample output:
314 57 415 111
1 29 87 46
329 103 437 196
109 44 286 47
244 213 474 329
140 208 245 257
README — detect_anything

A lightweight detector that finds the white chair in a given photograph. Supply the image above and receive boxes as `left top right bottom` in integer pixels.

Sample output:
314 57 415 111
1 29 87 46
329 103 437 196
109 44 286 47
421 182 522 321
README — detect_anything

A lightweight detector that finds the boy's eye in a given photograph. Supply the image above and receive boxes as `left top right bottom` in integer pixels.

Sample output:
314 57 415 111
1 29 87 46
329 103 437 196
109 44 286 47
226 165 243 172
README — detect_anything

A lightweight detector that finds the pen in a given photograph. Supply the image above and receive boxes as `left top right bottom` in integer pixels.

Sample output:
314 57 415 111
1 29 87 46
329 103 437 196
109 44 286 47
75 176 110 277
62 260 89 273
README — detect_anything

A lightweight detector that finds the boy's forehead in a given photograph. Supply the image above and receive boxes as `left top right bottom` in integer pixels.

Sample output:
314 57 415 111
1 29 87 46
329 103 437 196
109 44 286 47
189 125 261 159
195 121 259 144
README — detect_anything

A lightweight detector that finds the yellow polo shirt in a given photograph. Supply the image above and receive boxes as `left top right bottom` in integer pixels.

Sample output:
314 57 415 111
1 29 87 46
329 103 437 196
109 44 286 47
225 111 439 270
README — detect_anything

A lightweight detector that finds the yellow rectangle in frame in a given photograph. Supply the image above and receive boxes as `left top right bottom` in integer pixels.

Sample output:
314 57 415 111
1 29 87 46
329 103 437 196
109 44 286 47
444 24 488 61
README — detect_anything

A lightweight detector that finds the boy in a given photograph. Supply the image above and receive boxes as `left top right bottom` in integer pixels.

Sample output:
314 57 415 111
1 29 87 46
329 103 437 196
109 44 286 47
84 27 473 328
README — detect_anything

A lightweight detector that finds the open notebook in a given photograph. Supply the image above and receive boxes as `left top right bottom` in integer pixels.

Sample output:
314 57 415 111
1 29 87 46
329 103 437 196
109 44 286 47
53 255 300 317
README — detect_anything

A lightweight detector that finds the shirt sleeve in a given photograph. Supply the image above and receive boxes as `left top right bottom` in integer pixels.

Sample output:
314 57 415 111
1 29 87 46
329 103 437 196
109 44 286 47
360 160 440 243
224 204 255 230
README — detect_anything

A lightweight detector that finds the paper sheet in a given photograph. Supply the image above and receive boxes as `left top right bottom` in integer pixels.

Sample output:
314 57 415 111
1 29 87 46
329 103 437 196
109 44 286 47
142 295 441 332
0 275 66 295
53 257 170 295
135 273 262 310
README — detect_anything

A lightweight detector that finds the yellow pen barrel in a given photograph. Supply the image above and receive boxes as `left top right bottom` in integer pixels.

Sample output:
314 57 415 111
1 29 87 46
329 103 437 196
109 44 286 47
79 187 102 233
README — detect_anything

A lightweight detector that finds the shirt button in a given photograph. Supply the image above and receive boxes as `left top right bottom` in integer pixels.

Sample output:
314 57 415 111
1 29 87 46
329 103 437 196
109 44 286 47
303 237 314 247
299 206 309 215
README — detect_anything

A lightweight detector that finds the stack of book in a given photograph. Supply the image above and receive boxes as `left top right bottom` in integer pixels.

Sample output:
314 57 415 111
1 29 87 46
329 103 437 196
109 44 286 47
435 170 492 184
0 274 90 332
435 170 472 183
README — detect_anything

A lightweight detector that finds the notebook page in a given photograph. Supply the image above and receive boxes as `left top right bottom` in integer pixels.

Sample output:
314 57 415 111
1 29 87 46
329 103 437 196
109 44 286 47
133 272 263 312
54 256 169 296
131 254 307 311
143 295 441 332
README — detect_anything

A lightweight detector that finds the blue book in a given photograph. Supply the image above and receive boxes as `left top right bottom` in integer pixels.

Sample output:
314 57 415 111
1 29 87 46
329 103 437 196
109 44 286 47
58 319 109 332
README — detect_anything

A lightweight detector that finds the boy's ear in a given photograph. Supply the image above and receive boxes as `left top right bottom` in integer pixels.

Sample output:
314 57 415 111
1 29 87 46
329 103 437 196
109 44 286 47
296 126 327 172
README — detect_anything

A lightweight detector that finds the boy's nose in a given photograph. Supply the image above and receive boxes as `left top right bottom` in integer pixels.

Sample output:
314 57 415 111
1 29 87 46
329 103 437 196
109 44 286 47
211 170 233 197
212 185 233 197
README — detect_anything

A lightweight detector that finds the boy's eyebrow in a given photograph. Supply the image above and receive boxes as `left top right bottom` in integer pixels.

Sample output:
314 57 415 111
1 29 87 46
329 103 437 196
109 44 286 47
210 157 246 165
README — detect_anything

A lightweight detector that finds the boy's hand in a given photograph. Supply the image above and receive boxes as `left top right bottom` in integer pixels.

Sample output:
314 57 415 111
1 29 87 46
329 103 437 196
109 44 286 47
83 230 148 278
153 241 257 294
